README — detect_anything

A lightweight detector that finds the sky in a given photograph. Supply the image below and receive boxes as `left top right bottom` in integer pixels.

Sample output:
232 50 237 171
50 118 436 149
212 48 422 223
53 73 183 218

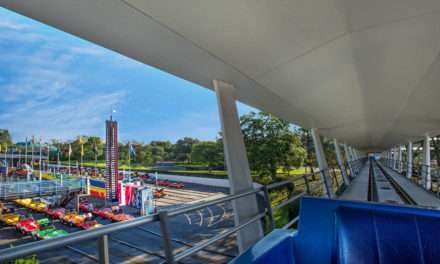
0 8 256 143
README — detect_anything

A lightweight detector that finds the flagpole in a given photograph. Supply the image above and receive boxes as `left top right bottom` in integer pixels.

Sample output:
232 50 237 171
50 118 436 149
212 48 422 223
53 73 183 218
94 143 97 176
128 142 131 182
57 147 60 174
4 145 7 177
18 149 21 167
31 136 34 169
80 144 83 176
47 144 50 173
25 137 28 165
39 138 42 181
68 143 71 176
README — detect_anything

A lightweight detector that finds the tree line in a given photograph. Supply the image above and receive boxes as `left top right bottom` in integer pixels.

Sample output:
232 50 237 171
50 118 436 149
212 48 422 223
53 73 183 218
0 112 367 181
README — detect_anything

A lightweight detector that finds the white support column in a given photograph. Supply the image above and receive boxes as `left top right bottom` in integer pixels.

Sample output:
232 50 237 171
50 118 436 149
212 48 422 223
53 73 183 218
392 147 398 170
407 141 413 179
311 128 334 198
388 150 392 167
213 80 263 252
344 144 354 177
333 139 350 185
423 134 431 190
398 145 402 173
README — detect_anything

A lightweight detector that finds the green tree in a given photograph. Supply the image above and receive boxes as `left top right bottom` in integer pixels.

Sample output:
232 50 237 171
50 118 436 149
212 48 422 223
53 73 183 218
191 140 224 170
174 137 199 162
0 129 12 151
240 112 305 183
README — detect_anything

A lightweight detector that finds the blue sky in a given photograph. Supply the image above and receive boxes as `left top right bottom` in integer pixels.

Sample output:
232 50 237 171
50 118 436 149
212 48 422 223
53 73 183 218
0 8 256 143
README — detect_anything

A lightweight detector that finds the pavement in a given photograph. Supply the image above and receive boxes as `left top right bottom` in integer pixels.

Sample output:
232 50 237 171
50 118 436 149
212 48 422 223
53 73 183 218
0 182 237 263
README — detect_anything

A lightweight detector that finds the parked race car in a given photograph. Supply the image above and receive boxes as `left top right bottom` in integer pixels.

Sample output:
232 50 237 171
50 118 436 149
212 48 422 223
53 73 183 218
61 212 78 224
15 198 32 207
42 229 68 240
68 213 93 227
167 182 184 189
15 217 35 231
45 208 65 219
111 213 134 222
18 218 50 234
32 225 56 240
28 201 47 212
92 208 114 220
77 220 102 230
79 202 94 212
0 214 21 225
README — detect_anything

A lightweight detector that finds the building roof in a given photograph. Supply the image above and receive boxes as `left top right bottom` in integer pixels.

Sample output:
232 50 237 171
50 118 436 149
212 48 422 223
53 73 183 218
3 1 440 151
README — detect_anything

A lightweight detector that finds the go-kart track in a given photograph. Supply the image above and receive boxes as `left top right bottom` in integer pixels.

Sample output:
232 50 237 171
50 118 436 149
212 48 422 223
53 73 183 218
0 182 236 264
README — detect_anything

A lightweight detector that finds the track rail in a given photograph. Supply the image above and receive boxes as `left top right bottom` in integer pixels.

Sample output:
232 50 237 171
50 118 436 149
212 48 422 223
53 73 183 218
375 161 417 205
368 161 377 202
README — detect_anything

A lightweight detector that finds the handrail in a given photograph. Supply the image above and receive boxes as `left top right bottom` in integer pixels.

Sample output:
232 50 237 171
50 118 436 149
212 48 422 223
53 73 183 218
0 162 367 264
0 214 156 262
172 212 267 262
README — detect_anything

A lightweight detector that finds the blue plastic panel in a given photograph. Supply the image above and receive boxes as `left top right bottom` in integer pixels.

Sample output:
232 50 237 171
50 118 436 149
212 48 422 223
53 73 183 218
231 197 440 264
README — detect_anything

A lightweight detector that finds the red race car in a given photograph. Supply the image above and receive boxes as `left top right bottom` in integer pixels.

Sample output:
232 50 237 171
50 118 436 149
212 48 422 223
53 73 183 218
77 220 102 230
111 214 134 222
167 182 184 189
45 208 66 219
157 180 171 187
79 202 94 212
17 218 50 234
15 217 35 232
92 208 114 219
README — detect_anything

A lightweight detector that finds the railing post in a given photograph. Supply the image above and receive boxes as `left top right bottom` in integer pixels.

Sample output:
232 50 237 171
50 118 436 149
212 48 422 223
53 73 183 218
159 211 175 264
262 186 275 231
303 175 311 194
98 235 109 264
332 168 339 192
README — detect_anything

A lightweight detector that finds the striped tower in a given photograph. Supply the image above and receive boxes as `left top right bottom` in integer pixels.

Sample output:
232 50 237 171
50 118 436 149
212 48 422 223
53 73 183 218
105 119 119 201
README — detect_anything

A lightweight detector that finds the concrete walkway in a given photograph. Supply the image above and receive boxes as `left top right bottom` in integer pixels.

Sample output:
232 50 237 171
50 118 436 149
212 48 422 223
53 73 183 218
338 164 370 201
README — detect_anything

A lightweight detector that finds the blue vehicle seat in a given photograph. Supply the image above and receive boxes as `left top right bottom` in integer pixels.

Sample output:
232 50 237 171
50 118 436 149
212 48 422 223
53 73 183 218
231 197 440 264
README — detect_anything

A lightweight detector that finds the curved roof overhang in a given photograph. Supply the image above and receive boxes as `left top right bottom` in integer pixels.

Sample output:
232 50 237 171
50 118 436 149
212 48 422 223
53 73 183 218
2 1 440 151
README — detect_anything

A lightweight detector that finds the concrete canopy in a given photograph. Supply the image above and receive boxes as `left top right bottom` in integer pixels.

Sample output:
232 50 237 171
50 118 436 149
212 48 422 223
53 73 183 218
2 1 440 151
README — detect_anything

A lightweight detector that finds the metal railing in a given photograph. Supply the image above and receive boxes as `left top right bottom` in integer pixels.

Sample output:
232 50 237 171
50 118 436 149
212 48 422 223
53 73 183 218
379 158 440 195
0 178 86 200
0 161 367 264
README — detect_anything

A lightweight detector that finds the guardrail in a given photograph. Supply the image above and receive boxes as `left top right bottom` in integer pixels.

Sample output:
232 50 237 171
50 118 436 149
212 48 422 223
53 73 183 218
379 158 440 194
0 178 86 200
0 161 367 264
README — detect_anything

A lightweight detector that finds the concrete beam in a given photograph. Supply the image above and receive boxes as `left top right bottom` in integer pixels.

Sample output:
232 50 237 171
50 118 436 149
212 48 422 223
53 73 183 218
311 128 334 198
213 80 263 252
407 141 413 179
397 145 402 173
333 139 350 185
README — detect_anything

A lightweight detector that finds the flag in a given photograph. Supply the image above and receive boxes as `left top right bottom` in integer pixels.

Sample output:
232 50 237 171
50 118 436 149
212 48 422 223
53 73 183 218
81 144 84 157
68 144 72 156
129 143 136 157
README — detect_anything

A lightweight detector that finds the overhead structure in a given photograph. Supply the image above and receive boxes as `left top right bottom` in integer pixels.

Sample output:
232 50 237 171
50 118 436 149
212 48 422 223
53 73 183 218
2 1 440 151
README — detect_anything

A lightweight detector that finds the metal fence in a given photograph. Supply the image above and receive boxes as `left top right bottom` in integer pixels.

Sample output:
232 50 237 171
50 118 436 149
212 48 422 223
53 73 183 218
0 178 86 200
0 159 366 264
379 158 440 195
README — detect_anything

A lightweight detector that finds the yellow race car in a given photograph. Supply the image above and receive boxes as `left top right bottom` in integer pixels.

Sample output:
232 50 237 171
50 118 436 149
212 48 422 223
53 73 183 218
28 201 47 212
0 214 21 225
61 212 78 225
15 198 32 207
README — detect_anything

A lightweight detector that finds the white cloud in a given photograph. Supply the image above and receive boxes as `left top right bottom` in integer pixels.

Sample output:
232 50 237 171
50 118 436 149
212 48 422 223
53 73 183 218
0 18 30 30
0 91 126 141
